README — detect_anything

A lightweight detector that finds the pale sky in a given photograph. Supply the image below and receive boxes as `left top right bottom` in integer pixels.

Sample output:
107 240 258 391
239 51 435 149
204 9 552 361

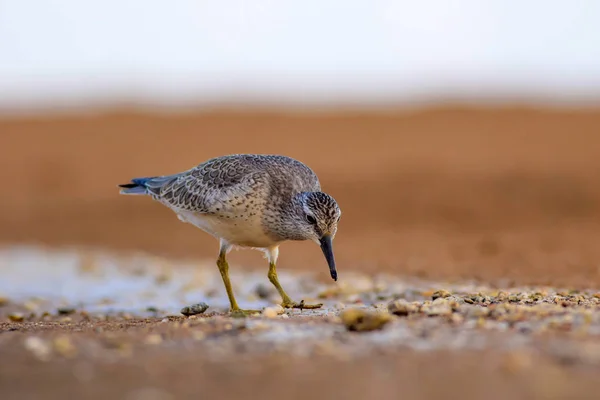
0 0 599 111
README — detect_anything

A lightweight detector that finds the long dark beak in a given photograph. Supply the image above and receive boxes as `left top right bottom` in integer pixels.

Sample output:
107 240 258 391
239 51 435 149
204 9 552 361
319 234 337 281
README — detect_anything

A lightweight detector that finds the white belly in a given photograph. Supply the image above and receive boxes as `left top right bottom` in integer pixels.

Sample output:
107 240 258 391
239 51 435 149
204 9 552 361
175 210 276 248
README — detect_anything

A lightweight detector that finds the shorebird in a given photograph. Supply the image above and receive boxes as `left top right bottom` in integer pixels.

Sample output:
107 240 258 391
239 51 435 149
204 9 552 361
118 154 341 316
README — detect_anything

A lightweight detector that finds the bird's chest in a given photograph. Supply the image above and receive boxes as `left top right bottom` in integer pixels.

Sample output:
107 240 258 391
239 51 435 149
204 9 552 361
176 210 275 248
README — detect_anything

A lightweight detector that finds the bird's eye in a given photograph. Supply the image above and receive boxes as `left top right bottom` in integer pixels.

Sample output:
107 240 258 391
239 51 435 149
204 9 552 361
306 214 317 224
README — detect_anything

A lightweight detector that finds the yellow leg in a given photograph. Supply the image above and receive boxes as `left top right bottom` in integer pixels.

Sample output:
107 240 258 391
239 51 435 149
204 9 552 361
268 262 323 310
217 252 260 316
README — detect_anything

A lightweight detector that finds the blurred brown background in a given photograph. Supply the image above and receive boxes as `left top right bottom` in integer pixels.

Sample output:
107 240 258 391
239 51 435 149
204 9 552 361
3 107 600 287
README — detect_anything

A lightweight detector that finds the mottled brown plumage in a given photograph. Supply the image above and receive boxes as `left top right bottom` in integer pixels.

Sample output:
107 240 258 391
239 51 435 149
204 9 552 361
119 154 341 315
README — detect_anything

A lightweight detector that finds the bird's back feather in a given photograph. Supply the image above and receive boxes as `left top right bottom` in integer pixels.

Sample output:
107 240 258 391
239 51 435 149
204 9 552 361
119 154 320 214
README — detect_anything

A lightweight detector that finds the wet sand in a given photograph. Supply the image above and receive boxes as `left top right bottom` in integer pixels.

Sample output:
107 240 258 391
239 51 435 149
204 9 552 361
2 107 600 399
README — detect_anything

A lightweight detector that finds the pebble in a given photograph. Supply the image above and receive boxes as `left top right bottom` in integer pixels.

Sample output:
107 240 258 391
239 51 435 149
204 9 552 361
180 303 209 317
339 308 392 332
8 313 25 322
432 290 452 300
262 305 284 319
422 299 453 316
388 299 418 316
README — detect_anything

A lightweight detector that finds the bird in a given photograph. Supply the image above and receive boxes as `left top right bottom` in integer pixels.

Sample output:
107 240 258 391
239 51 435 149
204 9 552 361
118 154 342 316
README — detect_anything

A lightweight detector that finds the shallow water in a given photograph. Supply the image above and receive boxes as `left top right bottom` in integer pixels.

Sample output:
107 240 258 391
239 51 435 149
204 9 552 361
0 245 543 317
0 245 490 318
0 245 330 316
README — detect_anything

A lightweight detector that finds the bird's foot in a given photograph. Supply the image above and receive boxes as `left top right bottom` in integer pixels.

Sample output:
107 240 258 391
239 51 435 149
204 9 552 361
281 299 323 310
230 308 262 318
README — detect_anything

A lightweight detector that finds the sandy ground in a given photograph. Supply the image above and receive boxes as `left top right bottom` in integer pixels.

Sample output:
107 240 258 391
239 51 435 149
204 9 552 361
3 246 600 400
2 107 600 399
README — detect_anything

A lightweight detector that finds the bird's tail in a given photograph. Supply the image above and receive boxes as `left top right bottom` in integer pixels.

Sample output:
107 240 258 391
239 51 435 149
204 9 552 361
118 174 180 195
118 176 158 195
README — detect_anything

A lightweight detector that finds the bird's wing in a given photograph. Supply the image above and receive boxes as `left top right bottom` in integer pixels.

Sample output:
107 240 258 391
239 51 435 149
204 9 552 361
154 157 261 213
149 154 321 214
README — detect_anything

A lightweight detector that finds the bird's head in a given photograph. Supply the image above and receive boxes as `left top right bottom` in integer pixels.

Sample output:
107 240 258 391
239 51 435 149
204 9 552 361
294 191 341 281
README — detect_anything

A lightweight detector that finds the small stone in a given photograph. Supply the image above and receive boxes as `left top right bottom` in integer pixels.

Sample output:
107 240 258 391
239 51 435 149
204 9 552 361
388 299 418 316
497 291 509 302
57 307 76 315
432 290 451 300
8 313 25 322
180 303 209 317
422 299 453 316
340 308 392 332
262 305 284 318
447 298 461 312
